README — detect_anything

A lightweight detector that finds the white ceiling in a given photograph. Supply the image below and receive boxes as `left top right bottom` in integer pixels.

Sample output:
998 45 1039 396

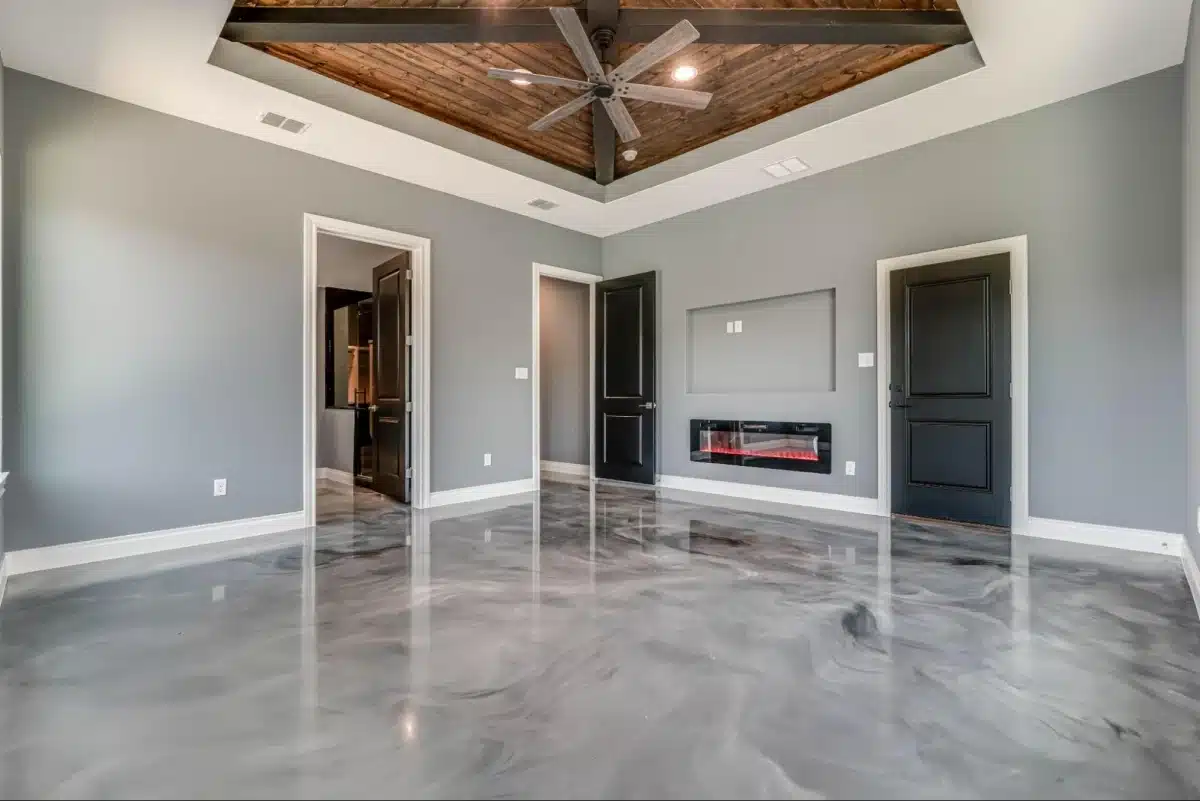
0 0 1191 238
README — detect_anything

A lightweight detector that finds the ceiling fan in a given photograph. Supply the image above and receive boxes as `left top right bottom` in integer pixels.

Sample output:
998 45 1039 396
486 7 713 143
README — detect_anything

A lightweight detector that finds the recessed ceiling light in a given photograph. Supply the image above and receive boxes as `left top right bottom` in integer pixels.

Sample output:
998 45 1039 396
780 157 809 173
510 68 533 86
528 198 558 210
672 65 698 83
763 163 790 179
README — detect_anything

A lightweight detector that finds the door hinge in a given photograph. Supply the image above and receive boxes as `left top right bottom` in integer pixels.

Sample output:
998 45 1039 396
405 467 413 478
406 269 412 280
405 401 413 412
1009 279 1012 295
1009 381 1013 398
406 335 413 346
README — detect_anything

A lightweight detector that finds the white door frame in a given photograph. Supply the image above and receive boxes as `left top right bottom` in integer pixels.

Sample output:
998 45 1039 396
303 213 433 523
532 263 601 485
875 235 1029 532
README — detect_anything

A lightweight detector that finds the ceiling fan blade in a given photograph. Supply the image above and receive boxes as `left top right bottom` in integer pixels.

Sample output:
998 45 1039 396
530 91 597 132
607 20 699 84
486 69 595 92
601 97 641 143
619 83 712 110
549 7 606 83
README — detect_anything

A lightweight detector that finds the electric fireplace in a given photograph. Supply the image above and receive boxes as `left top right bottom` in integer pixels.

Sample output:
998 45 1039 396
691 419 832 474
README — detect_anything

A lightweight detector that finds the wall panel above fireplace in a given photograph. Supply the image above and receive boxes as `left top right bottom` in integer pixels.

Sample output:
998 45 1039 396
686 289 835 395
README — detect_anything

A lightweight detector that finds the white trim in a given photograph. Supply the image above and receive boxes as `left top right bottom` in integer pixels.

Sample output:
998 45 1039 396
541 460 589 477
657 475 882 517
4 512 306 576
429 478 538 508
876 236 1029 530
304 214 432 522
533 263 599 488
0 555 8 610
1022 517 1182 556
317 467 355 486
1183 539 1200 621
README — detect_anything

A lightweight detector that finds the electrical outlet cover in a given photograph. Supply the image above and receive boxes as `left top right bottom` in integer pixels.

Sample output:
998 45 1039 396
845 461 856 476
858 352 875 368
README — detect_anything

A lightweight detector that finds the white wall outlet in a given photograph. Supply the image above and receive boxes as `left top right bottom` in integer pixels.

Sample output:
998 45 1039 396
484 453 492 467
484 527 492 543
844 461 856 476
733 320 743 333
213 478 227 497
515 367 529 380
858 352 875 368
725 321 734 334
211 585 226 602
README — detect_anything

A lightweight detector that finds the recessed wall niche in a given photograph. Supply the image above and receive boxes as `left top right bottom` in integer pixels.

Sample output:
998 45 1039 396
686 288 835 394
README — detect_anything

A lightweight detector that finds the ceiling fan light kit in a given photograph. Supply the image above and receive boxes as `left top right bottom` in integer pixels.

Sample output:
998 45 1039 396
486 7 714 145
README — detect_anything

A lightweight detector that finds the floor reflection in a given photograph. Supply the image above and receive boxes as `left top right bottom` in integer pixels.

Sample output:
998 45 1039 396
1 477 1198 798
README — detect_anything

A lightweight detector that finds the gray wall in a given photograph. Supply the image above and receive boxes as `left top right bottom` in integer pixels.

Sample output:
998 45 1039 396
603 66 1186 534
0 50 5 566
2 69 600 551
1186 0 1200 554
539 276 589 466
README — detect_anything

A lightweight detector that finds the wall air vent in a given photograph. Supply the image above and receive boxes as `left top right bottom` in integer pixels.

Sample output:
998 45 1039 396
527 198 559 211
259 112 310 134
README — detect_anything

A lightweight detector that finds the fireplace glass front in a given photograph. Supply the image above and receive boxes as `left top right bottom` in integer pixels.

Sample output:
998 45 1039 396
691 420 832 474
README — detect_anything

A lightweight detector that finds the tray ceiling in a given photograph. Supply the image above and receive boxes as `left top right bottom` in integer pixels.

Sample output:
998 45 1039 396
234 0 960 180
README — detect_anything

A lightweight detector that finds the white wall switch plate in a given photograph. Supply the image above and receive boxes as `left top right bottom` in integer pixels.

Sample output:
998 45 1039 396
515 367 529 380
733 320 743 333
212 585 226 602
858 352 875 368
484 453 492 467
725 321 734 334
844 461 856 476
213 478 227 497
484 527 492 543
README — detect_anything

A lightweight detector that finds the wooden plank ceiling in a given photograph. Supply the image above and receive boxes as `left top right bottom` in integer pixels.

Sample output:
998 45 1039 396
237 1 960 179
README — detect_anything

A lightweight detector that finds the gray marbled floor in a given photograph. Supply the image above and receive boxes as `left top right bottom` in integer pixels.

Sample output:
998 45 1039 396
2 477 1199 799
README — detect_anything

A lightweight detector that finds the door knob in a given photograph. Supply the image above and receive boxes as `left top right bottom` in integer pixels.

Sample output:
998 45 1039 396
639 402 657 410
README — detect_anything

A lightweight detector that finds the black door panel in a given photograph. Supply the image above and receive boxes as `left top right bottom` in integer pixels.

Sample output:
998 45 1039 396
596 272 656 484
890 255 1011 526
373 254 411 504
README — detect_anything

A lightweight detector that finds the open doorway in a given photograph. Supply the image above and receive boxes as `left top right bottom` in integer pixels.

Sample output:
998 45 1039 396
303 215 432 527
532 263 600 486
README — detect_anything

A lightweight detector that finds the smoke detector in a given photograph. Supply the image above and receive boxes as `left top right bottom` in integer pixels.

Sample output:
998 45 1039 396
622 149 638 162
528 198 559 211
259 111 310 134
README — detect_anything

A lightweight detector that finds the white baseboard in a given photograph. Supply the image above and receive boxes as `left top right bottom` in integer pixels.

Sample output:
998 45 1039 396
657 475 881 517
5 511 307 576
1022 516 1182 556
317 467 355 486
429 478 538 508
541 460 589 477
1182 539 1200 621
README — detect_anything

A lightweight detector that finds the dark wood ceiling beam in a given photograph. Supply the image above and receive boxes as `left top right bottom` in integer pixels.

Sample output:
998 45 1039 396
223 8 971 47
588 0 619 185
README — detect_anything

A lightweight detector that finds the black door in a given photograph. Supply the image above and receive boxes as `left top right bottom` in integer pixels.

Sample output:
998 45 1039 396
890 254 1011 527
595 272 656 484
372 253 411 503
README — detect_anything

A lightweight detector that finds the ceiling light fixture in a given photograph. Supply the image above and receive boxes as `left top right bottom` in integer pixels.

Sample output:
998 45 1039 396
762 157 809 179
672 64 698 83
510 68 533 86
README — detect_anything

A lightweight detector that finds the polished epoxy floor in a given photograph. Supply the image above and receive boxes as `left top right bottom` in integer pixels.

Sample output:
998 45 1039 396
2 477 1199 799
